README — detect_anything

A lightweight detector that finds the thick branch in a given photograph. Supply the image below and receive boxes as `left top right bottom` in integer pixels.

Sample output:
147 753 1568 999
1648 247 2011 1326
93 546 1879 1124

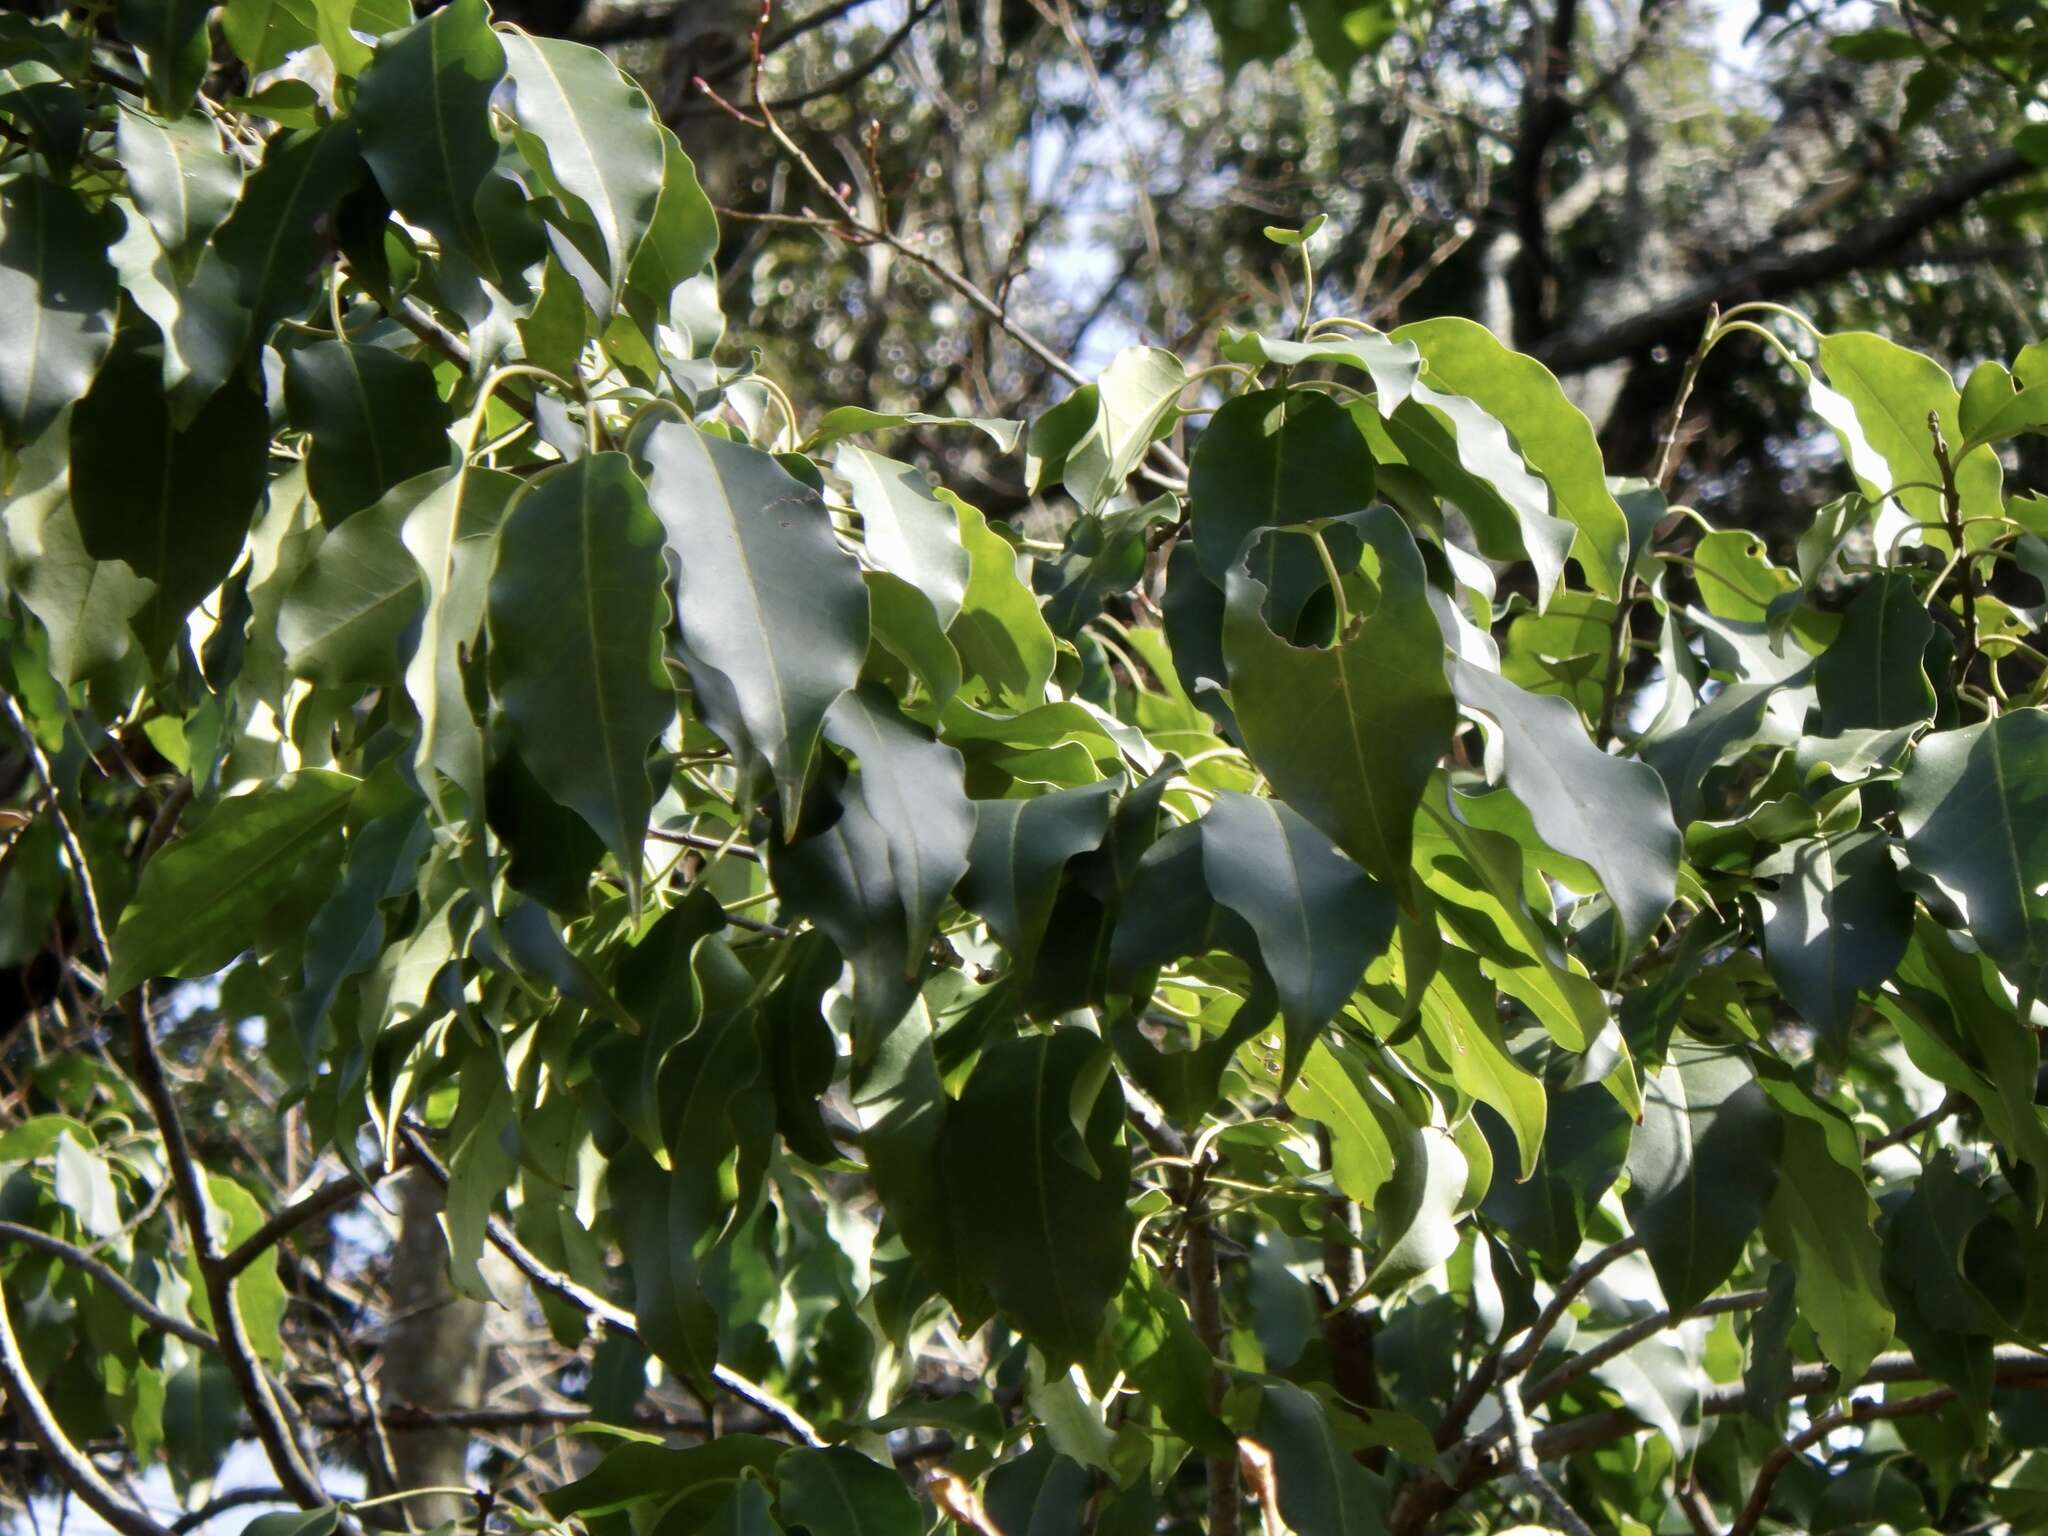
1536 149 2032 373
1507 0 1581 341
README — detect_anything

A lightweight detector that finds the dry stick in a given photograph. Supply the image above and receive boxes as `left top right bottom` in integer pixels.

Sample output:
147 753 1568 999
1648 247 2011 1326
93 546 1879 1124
0 1221 218 1351
1521 1287 1768 1413
0 697 330 1509
1865 1090 1966 1156
394 1122 825 1448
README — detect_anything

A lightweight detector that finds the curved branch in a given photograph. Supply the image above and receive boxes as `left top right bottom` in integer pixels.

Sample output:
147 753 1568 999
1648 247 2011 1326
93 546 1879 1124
0 1272 170 1536
0 1221 218 1352
394 1121 826 1448
219 1154 411 1279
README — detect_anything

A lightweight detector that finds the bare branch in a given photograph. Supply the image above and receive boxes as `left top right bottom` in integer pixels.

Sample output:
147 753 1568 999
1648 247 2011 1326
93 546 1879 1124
1498 1374 1595 1536
220 1154 412 1279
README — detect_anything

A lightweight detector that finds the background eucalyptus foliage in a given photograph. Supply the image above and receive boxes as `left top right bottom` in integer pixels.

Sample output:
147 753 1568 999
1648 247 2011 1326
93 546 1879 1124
4 5 2048 1536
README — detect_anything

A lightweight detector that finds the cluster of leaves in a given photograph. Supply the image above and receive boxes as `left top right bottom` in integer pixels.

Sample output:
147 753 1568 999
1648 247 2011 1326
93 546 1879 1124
8 4 2048 1536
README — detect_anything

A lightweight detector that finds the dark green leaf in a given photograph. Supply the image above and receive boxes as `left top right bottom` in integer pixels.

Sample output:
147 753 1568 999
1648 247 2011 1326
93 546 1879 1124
0 177 117 449
947 1027 1132 1364
957 782 1114 971
487 454 673 896
108 772 357 993
774 1448 921 1536
277 472 429 685
1755 828 1912 1046
634 414 869 819
284 341 452 526
1623 1042 1782 1313
114 109 242 272
215 122 364 348
115 0 210 115
838 445 971 628
1479 1068 1631 1274
984 1445 1091 1536
1251 1381 1390 1536
1108 1262 1232 1454
70 325 269 660
1815 574 1936 732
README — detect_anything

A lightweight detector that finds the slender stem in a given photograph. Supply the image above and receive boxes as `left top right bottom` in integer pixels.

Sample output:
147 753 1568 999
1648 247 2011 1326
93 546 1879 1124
1929 410 1979 692
1654 306 1717 489
0 1222 218 1351
1308 526 1353 635
1186 1215 1239 1536
395 1122 825 1447
1498 1375 1595 1536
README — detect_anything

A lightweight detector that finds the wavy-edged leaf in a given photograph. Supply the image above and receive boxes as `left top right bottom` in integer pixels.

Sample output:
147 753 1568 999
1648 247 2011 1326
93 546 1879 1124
1394 315 1629 596
1624 1042 1782 1313
109 772 357 992
1410 947 1546 1180
950 493 1056 711
284 340 452 526
837 444 971 628
1252 1381 1391 1536
215 121 363 348
278 475 426 685
399 465 520 818
114 108 241 273
1058 346 1185 513
1897 711 2048 1001
0 177 117 449
1223 506 1453 898
354 0 505 277
70 324 269 660
1449 658 1679 958
957 781 1114 971
946 1027 1132 1364
487 453 673 897
499 29 666 305
1199 789 1395 1081
633 414 869 819
775 1448 921 1536
1814 573 1935 732
1107 1262 1233 1454
1756 828 1912 1047
1189 388 1377 627
1216 324 1422 406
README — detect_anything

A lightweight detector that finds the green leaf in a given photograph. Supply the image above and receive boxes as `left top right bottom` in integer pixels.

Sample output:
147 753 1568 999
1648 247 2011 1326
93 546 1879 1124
1189 388 1377 620
1288 1040 1399 1208
443 1048 517 1300
114 109 242 274
823 685 974 975
705 1476 785 1536
499 30 666 305
1478 1067 1631 1274
1216 324 1421 405
115 0 210 115
985 1444 1092 1536
284 341 452 526
1199 790 1395 1081
1108 1263 1233 1454
399 465 521 817
70 325 269 660
633 414 870 820
949 493 1056 711
947 1027 1132 1364
1411 948 1547 1180
1754 1061 1893 1382
487 454 673 896
837 445 971 628
806 407 1020 455
1251 1381 1390 1536
1448 659 1679 957
220 0 319 74
215 122 365 348
108 772 357 993
1059 346 1186 513
1394 315 1630 596
1224 506 1454 896
0 407 151 685
277 473 427 685
1623 1042 1782 1313
0 177 117 449
774 1448 921 1536
624 129 719 332
957 782 1114 972
1815 574 1935 732
242 1507 339 1536
1755 829 1912 1046
354 0 506 278
1897 711 2048 1000
544 1438 785 1521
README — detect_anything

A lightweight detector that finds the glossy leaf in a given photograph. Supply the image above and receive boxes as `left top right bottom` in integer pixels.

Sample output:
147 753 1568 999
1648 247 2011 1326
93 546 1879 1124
1756 829 1913 1045
0 178 117 449
487 454 673 894
284 341 452 526
775 1448 921 1536
634 415 869 820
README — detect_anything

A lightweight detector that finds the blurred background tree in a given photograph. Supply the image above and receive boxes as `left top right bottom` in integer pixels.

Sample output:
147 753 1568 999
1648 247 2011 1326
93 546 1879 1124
490 0 2048 538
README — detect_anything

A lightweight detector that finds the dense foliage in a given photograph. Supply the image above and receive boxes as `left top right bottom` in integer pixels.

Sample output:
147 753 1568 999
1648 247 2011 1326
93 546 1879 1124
5 5 2048 1536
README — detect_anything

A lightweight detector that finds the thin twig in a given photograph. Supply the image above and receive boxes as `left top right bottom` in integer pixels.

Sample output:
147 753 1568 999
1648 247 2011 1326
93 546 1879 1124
1498 1374 1595 1536
219 1154 411 1278
0 1221 218 1352
1865 1090 1966 1156
395 1121 825 1448
1728 1389 1956 1536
